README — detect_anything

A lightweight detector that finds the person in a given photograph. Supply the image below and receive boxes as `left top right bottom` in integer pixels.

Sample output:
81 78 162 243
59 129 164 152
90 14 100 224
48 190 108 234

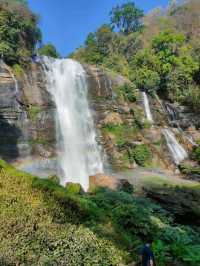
140 241 156 266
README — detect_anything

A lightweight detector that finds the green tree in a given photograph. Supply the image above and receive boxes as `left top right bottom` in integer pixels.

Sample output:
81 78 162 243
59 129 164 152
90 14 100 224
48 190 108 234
95 24 113 57
110 1 144 34
38 43 60 58
0 1 41 65
133 67 160 93
152 29 185 75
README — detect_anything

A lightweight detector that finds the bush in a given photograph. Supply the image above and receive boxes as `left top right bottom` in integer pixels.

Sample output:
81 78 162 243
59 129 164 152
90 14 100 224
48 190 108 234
193 146 200 164
130 144 151 166
65 182 84 195
117 83 137 102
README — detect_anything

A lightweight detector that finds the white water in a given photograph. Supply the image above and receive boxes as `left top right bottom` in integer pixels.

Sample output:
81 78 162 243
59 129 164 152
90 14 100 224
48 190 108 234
163 128 188 165
43 57 103 191
142 91 154 123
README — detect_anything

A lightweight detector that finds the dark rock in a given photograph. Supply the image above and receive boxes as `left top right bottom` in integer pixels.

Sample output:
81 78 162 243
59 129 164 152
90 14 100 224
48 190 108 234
144 186 200 226
0 62 56 164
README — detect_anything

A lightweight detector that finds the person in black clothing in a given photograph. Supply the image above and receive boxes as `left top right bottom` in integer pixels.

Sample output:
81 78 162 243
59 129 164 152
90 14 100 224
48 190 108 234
140 241 156 266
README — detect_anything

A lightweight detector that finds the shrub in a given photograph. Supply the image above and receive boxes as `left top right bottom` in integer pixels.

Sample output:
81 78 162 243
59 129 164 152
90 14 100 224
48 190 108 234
65 182 84 195
130 144 151 166
117 83 137 102
12 63 24 78
193 146 200 164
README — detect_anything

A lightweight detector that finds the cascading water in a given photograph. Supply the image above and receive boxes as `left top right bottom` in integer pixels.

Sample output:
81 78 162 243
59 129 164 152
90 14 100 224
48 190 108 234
43 57 103 191
142 91 154 123
163 128 188 165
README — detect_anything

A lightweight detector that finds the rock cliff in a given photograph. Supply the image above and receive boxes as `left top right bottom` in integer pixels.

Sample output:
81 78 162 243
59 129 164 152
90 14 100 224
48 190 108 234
0 60 199 177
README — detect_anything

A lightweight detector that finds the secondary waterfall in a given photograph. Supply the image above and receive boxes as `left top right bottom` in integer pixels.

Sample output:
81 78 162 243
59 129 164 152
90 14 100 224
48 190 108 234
163 128 188 165
142 91 154 123
43 57 103 191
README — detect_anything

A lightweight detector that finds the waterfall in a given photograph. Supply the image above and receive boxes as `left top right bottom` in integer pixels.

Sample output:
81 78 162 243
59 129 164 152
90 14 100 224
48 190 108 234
163 128 188 165
142 91 154 123
43 57 103 191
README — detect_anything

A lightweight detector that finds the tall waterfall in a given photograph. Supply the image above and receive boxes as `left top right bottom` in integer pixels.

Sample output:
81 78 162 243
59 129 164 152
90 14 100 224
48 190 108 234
142 91 154 123
163 128 188 165
43 57 103 191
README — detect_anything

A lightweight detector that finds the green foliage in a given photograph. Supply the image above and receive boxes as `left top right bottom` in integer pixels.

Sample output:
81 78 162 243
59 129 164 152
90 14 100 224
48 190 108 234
130 144 152 166
116 83 137 102
72 1 200 112
65 182 84 195
48 174 60 184
12 63 24 78
0 161 200 265
134 67 160 93
110 1 144 34
28 105 42 121
0 1 41 65
182 84 200 113
193 145 200 164
38 43 60 58
102 124 139 147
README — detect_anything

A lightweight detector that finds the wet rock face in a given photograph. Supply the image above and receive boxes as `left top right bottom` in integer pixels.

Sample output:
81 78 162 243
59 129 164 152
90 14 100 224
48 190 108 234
164 102 200 130
0 62 56 162
0 61 199 173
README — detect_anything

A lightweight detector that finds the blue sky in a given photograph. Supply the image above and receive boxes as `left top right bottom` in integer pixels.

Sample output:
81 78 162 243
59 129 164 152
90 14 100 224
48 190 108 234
28 0 169 57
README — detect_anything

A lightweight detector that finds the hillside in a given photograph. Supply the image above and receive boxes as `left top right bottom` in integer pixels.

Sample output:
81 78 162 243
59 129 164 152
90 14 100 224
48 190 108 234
0 160 200 265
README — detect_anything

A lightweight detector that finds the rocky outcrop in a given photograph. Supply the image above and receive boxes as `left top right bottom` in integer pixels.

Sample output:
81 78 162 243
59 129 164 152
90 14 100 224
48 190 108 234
89 173 133 193
0 62 56 163
164 102 200 130
0 60 199 176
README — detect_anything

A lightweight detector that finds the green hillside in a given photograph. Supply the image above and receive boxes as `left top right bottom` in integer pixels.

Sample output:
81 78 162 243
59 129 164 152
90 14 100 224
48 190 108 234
0 160 200 266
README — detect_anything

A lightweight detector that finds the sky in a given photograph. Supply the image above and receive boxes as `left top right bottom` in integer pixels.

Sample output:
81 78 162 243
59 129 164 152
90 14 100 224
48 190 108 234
28 0 169 57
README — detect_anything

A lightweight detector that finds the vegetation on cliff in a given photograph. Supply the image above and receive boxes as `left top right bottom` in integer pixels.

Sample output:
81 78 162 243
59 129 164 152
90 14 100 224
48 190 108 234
72 0 200 113
0 160 200 266
0 0 41 65
0 0 59 66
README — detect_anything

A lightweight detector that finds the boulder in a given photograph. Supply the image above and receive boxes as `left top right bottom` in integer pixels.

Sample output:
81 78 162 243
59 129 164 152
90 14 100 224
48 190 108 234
89 173 133 193
89 174 118 190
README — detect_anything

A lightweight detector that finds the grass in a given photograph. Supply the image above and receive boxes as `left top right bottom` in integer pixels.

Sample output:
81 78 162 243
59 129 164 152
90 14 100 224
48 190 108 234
28 138 50 146
102 124 139 146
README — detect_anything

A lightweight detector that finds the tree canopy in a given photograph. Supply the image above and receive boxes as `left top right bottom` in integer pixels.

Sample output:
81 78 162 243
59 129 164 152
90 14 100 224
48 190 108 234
110 2 144 34
38 43 60 58
72 0 200 113
0 0 41 65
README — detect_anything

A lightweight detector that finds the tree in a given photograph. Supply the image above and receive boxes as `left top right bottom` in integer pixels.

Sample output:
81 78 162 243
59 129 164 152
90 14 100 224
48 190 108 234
95 24 113 57
0 1 41 65
133 67 160 93
152 30 185 75
38 43 60 58
110 2 144 34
